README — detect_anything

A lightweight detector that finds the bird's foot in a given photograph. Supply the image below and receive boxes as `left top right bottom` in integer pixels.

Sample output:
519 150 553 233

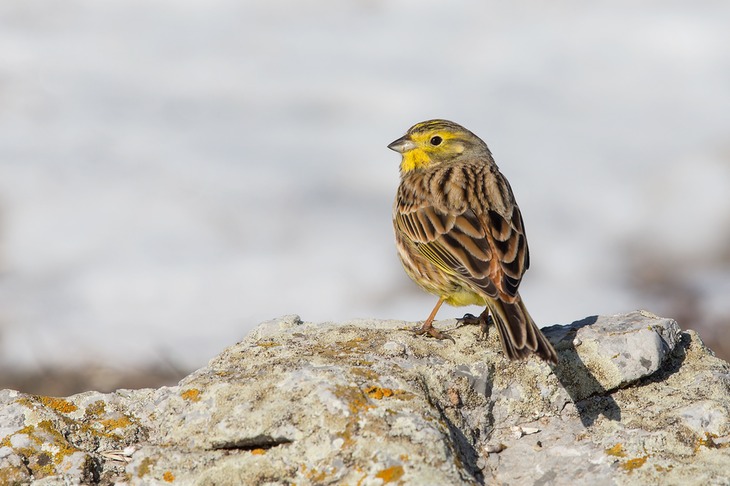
456 313 480 326
414 323 455 343
457 312 493 341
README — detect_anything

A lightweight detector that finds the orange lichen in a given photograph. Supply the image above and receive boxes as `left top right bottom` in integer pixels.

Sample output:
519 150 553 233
181 389 201 402
250 448 266 455
364 386 413 401
300 464 328 483
331 385 373 448
2 421 82 478
137 457 156 478
99 415 133 431
375 465 405 483
38 420 81 462
365 386 395 400
320 337 371 357
351 367 378 381
85 400 107 417
163 471 175 482
695 432 727 451
621 456 648 471
605 443 626 457
39 397 78 414
78 402 139 440
4 397 139 478
0 466 30 485
333 385 372 416
339 337 366 351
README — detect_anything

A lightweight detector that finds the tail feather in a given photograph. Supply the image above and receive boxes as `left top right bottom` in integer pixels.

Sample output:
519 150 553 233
487 296 558 364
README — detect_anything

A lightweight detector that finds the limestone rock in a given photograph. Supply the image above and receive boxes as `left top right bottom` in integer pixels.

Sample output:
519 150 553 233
1 311 729 485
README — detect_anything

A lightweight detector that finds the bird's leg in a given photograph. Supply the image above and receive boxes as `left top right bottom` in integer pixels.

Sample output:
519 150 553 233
414 298 453 341
457 308 493 340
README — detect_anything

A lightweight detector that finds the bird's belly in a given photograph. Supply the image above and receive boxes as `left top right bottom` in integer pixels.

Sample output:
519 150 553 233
443 289 487 307
396 237 487 308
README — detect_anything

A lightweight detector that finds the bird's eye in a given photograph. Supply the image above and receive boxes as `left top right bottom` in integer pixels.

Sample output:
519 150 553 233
430 136 443 146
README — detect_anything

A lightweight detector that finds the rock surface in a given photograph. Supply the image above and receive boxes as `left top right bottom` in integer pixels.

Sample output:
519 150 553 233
1 310 729 485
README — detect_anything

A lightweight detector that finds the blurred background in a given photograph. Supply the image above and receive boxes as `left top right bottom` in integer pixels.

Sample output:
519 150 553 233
1 0 729 395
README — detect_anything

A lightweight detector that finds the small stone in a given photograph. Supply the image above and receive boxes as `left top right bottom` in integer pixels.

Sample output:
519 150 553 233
447 387 462 407
675 400 729 435
511 426 539 439
485 443 506 454
382 341 406 356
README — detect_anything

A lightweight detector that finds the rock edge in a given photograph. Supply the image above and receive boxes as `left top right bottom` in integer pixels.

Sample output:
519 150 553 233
1 310 729 485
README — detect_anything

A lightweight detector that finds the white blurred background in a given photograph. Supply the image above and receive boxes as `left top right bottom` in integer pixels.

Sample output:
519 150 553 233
1 0 729 393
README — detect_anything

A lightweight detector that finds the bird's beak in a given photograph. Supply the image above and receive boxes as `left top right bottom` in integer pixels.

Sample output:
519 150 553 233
387 136 416 154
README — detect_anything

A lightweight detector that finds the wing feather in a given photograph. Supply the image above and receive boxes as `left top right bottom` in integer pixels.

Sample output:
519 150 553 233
395 165 530 301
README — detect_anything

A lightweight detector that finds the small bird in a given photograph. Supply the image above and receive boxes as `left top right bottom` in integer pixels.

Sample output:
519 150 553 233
389 119 557 363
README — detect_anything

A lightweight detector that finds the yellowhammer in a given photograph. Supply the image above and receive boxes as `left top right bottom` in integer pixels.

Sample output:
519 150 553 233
389 119 558 363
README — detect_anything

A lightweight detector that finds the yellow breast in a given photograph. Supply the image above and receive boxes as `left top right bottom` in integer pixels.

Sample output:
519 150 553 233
443 288 487 307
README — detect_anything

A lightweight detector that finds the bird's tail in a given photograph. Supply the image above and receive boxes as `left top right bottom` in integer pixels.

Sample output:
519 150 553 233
487 296 558 364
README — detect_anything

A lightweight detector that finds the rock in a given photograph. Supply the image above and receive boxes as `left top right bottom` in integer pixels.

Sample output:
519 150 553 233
1 310 729 485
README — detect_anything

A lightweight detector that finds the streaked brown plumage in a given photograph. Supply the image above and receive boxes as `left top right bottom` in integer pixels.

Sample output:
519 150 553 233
389 119 557 363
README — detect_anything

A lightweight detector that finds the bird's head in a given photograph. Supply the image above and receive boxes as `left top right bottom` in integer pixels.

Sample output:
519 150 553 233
388 119 490 173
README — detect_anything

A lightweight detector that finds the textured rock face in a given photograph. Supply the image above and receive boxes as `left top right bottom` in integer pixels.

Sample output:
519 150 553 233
1 311 729 485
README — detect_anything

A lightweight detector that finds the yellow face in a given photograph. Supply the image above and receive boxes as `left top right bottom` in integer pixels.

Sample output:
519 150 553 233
388 119 484 173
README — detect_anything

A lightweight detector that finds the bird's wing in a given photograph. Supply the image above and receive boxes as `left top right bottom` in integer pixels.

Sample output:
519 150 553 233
482 202 530 299
394 170 529 301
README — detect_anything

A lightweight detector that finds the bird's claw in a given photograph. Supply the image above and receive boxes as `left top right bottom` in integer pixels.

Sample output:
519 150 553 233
456 313 480 326
414 324 456 344
456 312 493 340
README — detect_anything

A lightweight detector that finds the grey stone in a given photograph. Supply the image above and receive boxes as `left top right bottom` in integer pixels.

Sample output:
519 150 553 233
1 311 729 485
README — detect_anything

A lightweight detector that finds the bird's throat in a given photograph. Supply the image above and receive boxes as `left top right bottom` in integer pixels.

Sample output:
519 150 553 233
400 150 432 173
